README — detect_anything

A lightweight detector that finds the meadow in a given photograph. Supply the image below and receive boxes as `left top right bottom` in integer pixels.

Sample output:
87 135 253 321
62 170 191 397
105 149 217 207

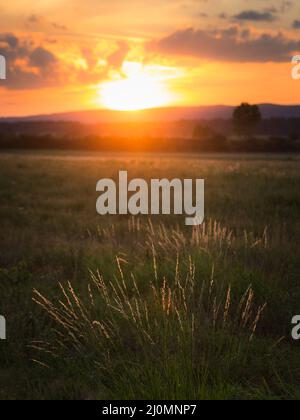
0 150 299 400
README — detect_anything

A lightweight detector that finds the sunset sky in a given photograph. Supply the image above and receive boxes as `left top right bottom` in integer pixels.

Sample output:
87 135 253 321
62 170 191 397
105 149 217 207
1 0 300 116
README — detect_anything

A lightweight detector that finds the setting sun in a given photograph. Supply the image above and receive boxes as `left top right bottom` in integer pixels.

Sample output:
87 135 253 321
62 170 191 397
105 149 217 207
98 62 173 111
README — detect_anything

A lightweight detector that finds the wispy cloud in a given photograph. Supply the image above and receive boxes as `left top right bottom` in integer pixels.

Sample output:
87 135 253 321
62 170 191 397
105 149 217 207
0 33 130 90
293 20 300 29
233 10 276 22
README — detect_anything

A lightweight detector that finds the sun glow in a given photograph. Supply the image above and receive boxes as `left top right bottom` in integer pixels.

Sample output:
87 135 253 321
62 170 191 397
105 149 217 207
99 62 174 111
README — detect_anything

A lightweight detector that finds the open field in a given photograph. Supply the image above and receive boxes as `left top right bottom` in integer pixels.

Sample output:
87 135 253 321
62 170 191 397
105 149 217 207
0 151 300 400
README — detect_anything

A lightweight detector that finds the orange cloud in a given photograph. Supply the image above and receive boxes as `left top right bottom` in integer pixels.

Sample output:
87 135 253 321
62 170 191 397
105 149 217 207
0 32 131 90
149 26 300 62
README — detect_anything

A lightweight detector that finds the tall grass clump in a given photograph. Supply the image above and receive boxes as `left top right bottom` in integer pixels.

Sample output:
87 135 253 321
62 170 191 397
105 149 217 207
32 237 268 399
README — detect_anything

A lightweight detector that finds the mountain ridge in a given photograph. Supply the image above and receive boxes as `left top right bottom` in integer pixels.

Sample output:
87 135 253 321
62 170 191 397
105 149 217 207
2 104 300 124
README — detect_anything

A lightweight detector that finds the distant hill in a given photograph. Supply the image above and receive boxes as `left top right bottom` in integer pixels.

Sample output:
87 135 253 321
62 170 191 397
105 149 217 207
2 104 300 124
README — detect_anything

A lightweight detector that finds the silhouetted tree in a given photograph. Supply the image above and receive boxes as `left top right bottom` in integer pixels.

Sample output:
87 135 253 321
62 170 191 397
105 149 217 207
233 103 262 138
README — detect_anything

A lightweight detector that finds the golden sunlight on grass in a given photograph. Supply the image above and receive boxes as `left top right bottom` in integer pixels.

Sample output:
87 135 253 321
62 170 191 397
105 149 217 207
98 61 176 111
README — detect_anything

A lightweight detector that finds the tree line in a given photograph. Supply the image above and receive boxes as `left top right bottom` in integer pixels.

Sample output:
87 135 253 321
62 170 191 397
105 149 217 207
0 103 299 153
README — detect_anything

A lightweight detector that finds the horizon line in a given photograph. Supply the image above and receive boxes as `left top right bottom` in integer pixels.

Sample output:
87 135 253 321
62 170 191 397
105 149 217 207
2 103 300 120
